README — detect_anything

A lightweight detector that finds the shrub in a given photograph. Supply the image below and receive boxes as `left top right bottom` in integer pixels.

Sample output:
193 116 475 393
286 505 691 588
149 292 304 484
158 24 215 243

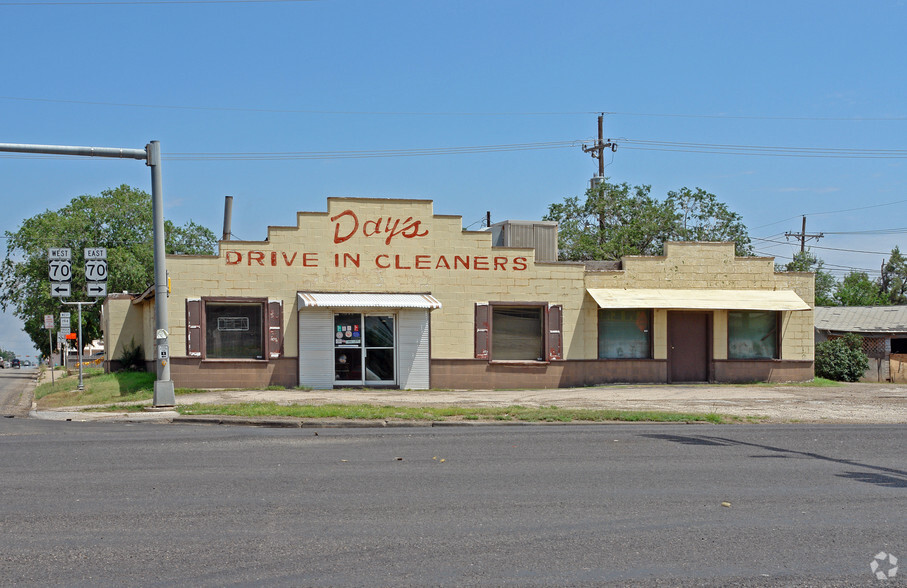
814 333 869 382
117 338 145 372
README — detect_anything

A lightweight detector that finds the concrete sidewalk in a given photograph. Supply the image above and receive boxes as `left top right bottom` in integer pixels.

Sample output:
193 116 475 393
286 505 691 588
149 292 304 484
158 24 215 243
28 381 907 425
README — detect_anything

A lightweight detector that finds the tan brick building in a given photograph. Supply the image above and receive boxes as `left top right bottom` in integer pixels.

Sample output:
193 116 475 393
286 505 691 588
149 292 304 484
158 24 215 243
103 197 815 390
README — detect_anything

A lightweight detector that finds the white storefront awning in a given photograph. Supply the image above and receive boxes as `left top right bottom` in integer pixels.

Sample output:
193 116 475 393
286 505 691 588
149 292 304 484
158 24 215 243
297 292 442 309
587 288 810 311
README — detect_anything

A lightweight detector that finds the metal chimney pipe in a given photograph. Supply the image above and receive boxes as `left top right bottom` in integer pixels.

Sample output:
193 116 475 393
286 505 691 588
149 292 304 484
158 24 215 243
222 196 233 241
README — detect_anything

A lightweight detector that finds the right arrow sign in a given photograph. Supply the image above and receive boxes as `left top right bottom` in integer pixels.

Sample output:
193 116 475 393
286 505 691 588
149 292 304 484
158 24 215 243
87 282 107 297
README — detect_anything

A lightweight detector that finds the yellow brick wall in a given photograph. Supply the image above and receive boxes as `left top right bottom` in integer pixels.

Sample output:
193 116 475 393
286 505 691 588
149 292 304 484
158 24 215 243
582 242 814 361
103 296 148 361
106 202 813 365
164 198 588 360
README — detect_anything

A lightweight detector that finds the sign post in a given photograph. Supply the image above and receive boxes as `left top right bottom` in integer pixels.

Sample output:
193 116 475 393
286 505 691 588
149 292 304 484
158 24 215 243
44 314 55 385
60 312 71 369
61 301 96 390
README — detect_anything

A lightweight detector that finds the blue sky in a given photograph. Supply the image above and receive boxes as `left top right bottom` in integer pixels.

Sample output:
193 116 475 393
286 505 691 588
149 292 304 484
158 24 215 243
1 0 905 356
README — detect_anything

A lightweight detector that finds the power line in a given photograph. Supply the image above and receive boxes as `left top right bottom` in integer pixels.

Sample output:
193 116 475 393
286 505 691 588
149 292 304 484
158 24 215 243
823 227 907 235
751 198 907 230
620 138 907 159
0 141 581 162
3 96 906 122
606 111 907 122
752 236 890 256
0 0 317 5
761 250 882 275
5 136 896 162
163 141 581 160
0 96 595 116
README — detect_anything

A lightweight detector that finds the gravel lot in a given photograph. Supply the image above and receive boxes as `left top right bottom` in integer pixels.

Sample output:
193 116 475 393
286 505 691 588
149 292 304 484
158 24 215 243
170 382 907 424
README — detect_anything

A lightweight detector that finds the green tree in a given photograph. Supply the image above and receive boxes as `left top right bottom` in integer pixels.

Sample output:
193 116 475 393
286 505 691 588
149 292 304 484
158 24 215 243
543 182 675 260
543 180 752 261
814 333 869 382
780 250 836 306
834 271 888 306
880 246 907 304
0 185 218 352
664 187 753 256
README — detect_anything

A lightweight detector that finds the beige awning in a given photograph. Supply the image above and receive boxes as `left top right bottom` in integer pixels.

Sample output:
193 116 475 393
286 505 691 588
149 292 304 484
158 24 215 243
298 292 442 309
587 288 810 311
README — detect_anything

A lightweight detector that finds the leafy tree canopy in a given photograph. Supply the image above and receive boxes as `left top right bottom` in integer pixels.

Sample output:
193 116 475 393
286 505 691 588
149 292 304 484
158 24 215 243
543 180 753 261
779 250 836 306
0 185 218 352
880 246 907 304
834 271 888 307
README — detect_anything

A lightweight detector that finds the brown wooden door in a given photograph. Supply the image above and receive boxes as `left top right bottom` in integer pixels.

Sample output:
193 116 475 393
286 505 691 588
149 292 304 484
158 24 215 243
668 312 710 382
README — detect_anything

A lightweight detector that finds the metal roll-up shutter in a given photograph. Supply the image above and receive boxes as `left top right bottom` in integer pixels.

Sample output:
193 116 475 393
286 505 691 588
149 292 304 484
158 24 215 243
298 308 334 389
397 308 430 390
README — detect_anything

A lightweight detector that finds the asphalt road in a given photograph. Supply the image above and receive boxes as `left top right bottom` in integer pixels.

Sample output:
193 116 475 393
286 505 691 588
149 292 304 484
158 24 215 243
0 420 904 586
0 366 35 417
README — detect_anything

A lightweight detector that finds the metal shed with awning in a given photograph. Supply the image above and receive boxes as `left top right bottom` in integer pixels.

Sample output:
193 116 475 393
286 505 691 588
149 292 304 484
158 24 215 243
586 288 810 311
297 292 442 390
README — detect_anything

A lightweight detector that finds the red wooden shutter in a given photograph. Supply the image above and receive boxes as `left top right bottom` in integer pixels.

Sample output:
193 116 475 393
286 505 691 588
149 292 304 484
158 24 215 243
475 303 489 359
268 300 283 359
186 298 202 357
547 304 563 361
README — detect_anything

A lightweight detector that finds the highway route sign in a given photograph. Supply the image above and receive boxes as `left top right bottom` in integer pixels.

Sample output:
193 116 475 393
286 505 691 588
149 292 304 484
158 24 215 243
60 312 71 330
85 260 108 282
48 260 72 282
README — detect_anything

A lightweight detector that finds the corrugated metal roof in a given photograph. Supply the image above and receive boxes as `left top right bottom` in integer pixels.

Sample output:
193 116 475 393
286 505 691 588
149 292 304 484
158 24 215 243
815 306 907 333
587 288 810 311
298 292 442 309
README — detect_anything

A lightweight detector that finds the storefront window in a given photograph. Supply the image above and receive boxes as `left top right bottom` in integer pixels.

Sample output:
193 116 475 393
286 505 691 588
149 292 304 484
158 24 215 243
728 311 778 359
598 309 652 359
492 306 544 361
205 302 264 359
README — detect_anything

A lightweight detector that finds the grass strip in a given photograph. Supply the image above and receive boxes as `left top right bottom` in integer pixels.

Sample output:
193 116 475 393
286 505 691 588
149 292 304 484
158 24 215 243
35 370 209 408
35 370 155 407
174 402 725 423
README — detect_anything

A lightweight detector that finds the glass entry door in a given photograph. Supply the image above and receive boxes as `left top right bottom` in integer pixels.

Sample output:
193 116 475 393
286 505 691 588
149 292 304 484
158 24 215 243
334 313 396 386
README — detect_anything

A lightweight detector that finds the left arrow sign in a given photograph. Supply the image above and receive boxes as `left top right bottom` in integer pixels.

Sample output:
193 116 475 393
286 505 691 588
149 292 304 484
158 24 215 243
51 282 71 297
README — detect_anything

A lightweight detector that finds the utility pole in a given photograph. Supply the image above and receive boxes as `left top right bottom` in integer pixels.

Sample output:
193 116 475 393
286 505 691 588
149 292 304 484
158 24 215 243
785 215 824 253
582 113 617 188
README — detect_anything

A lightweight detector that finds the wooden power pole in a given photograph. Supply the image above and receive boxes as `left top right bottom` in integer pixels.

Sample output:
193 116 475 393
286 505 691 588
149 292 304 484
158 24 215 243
582 114 617 184
785 215 824 252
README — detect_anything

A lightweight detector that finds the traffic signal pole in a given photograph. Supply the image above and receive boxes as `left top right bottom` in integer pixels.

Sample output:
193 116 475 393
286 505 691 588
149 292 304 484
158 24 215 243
0 141 175 406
